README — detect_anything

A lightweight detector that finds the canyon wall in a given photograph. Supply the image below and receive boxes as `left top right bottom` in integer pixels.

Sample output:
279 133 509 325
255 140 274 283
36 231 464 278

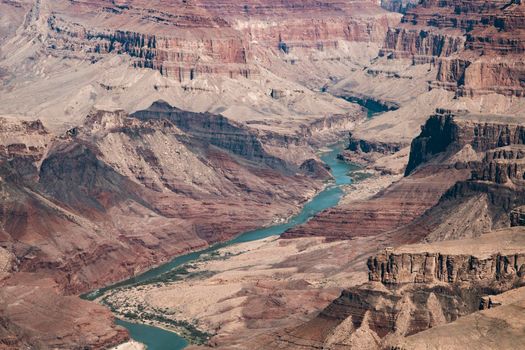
275 228 525 350
406 109 525 175
368 250 525 285
0 102 328 349
380 109 525 244
275 109 525 349
381 0 525 96
35 0 400 81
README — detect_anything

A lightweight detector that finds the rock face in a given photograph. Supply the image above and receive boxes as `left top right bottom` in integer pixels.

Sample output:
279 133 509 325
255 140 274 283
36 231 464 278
131 101 289 171
283 162 470 241
289 283 489 348
374 110 525 245
471 146 525 184
299 159 332 180
380 0 419 14
398 110 525 236
283 107 525 242
406 109 525 175
392 298 525 350
37 0 400 81
273 229 525 350
510 206 525 226
381 0 525 96
368 251 525 285
0 102 327 349
273 110 525 349
0 277 128 349
348 136 403 155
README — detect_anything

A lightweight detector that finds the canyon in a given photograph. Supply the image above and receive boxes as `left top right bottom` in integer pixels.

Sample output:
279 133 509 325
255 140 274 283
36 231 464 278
1 0 525 349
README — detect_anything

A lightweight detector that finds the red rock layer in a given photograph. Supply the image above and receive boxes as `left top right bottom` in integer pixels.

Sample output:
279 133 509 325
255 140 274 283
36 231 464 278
267 110 525 350
0 102 327 349
279 249 525 349
282 165 470 240
381 0 525 96
369 251 525 284
405 108 525 175
34 0 400 81
0 276 128 349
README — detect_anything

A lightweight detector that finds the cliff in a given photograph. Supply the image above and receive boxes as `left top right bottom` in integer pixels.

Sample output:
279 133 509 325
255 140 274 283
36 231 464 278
274 228 525 349
130 101 289 171
0 102 326 349
283 106 525 242
40 0 399 81
376 110 525 245
368 251 525 285
406 109 525 175
381 0 525 97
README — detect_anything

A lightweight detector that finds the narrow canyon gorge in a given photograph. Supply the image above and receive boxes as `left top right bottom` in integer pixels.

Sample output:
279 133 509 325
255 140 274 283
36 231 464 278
0 0 525 349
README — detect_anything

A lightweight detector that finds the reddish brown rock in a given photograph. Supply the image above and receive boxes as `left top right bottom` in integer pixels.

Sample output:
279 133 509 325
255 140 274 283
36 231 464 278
0 275 128 349
0 102 327 349
35 0 400 81
271 228 525 350
368 251 525 285
381 0 525 97
282 165 470 240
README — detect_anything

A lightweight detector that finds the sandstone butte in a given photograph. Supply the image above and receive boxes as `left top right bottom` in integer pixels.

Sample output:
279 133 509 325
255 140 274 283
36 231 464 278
0 0 525 349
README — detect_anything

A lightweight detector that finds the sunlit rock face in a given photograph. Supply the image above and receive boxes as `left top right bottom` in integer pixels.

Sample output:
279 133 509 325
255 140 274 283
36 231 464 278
381 0 525 97
33 0 400 81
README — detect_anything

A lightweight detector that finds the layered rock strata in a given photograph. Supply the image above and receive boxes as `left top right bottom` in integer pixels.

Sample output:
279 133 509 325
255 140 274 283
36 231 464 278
368 250 525 285
284 104 525 241
391 110 525 243
406 109 525 175
29 0 401 81
282 165 470 240
273 228 525 349
381 0 525 97
0 101 327 349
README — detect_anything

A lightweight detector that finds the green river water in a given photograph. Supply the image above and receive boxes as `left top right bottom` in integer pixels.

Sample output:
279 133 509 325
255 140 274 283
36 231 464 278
82 102 389 350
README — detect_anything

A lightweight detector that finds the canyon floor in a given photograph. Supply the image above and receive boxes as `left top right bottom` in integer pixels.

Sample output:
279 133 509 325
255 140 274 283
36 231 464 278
97 173 396 348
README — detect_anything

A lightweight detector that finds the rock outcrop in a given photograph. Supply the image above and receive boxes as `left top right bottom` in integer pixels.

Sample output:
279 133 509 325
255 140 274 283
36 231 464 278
405 109 525 175
381 0 525 97
0 102 327 349
131 101 289 171
378 110 525 244
368 250 525 285
380 0 419 14
510 206 525 226
37 0 400 81
274 228 525 349
284 107 525 242
0 277 128 349
282 164 470 240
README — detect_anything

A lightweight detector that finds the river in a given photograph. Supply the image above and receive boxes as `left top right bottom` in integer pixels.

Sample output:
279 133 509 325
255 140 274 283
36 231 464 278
83 143 361 349
83 143 359 350
81 91 394 348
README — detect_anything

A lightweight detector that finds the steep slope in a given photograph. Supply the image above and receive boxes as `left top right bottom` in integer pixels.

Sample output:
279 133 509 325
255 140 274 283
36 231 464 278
0 102 329 349
271 228 525 350
389 109 525 242
0 0 397 135
382 0 525 97
282 165 470 240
